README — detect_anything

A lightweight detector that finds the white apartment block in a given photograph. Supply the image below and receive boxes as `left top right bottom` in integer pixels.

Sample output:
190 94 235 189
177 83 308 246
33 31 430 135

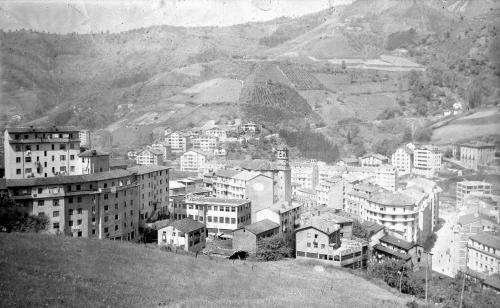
291 161 319 189
466 232 500 276
164 131 187 153
205 128 227 142
180 150 207 171
79 130 91 148
4 127 83 179
413 145 442 178
328 165 397 192
182 196 252 233
391 146 413 175
135 149 163 166
150 143 169 160
456 181 492 207
191 135 218 153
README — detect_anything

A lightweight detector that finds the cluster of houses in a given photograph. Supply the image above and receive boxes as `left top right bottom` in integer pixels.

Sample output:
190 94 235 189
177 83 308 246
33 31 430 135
1 125 499 290
126 120 262 171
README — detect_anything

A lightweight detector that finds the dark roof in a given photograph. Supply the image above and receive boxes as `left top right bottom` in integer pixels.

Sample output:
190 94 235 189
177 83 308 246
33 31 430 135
5 126 80 133
78 150 109 157
127 165 170 175
239 159 274 171
170 218 205 233
5 169 134 187
379 234 416 250
242 219 279 235
361 153 388 161
361 221 385 235
369 191 415 207
215 169 240 178
470 232 500 250
458 213 497 226
483 274 500 291
460 142 495 149
373 244 412 261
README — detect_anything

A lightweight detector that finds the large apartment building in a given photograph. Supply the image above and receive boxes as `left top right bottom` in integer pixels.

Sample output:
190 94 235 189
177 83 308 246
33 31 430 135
413 145 442 178
135 149 163 166
460 142 496 171
179 196 252 234
456 181 492 207
328 165 397 191
180 150 207 171
164 131 187 153
5 169 140 240
128 165 170 225
191 135 218 153
4 126 82 179
391 146 413 175
466 232 500 276
290 160 319 189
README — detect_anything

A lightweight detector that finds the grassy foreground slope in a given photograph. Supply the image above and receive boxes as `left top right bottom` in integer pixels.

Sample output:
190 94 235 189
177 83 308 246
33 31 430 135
0 233 406 308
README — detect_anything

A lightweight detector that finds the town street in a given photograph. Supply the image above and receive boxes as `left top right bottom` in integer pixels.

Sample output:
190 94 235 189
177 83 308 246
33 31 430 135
431 205 459 277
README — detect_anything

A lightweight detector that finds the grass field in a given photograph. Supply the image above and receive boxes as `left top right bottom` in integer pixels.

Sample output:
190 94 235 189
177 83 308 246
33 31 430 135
0 233 408 308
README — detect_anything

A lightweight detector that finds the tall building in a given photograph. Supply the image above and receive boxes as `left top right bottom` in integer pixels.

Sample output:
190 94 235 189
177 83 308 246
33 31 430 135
456 181 492 207
391 146 413 175
4 126 82 179
128 165 170 225
413 145 442 178
164 131 187 153
460 142 496 171
290 160 319 189
135 149 163 166
180 150 207 171
79 130 91 148
5 169 140 240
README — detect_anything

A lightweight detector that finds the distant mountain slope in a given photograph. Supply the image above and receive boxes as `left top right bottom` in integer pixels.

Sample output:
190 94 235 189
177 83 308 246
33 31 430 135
0 232 407 307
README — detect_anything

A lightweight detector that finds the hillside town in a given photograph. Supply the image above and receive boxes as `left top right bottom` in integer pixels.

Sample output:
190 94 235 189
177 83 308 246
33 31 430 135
1 123 499 296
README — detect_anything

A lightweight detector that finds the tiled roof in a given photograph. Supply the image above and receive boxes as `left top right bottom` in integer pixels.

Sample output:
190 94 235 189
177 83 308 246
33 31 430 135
78 150 109 157
127 165 170 175
458 213 497 226
6 169 134 187
373 244 412 261
297 187 316 195
369 191 415 207
215 169 240 178
170 218 205 233
239 159 274 171
379 234 415 250
232 170 266 181
5 126 80 133
296 216 340 235
361 221 385 235
242 219 279 235
470 232 500 250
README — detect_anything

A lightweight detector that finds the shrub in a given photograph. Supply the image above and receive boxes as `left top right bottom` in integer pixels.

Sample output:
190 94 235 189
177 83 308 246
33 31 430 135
256 234 293 261
0 194 49 233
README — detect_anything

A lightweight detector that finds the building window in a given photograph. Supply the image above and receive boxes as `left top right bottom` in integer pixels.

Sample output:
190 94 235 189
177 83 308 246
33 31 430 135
313 242 318 248
307 242 311 247
104 194 108 200
37 200 44 206
16 157 21 163
207 216 212 222
53 211 59 217
69 209 73 215
60 144 66 150
77 219 82 225
69 220 74 227
77 208 82 214
115 214 118 220
104 216 108 222
70 155 75 160
16 169 21 174
53 223 60 229
225 217 230 224
69 197 73 203
92 229 96 235
60 155 66 161
115 204 118 210
53 199 59 206
104 205 109 211
77 196 82 203
25 157 31 163
115 225 118 231
77 231 82 237
104 227 108 233
25 168 32 174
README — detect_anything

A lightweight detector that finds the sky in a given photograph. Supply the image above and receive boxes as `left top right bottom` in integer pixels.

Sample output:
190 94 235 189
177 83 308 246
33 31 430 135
0 0 354 33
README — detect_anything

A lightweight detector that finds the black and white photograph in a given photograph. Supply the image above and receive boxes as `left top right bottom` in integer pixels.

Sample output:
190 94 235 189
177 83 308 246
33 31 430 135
0 0 499 307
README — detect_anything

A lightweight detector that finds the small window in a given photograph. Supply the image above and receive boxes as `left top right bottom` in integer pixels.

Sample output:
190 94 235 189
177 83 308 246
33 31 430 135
104 205 109 211
53 211 59 217
53 223 60 229
77 208 82 214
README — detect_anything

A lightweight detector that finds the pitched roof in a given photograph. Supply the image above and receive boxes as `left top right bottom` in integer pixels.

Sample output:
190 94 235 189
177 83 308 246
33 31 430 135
373 244 412 261
78 150 109 157
483 274 500 291
353 183 380 193
361 221 385 235
362 153 388 161
6 169 134 187
369 191 415 207
127 165 170 175
458 212 497 226
232 170 265 181
241 219 279 235
5 126 80 133
183 149 208 157
379 234 415 250
460 142 495 149
239 159 273 171
296 216 340 235
297 187 316 195
215 169 240 178
470 232 500 250
170 218 205 233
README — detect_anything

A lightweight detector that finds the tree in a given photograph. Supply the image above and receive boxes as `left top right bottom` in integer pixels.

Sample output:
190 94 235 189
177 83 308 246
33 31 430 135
352 220 369 239
402 126 413 143
414 127 432 143
0 194 49 233
256 234 293 261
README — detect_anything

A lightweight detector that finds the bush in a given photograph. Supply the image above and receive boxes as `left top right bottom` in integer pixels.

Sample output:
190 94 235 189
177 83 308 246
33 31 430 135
256 234 293 261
